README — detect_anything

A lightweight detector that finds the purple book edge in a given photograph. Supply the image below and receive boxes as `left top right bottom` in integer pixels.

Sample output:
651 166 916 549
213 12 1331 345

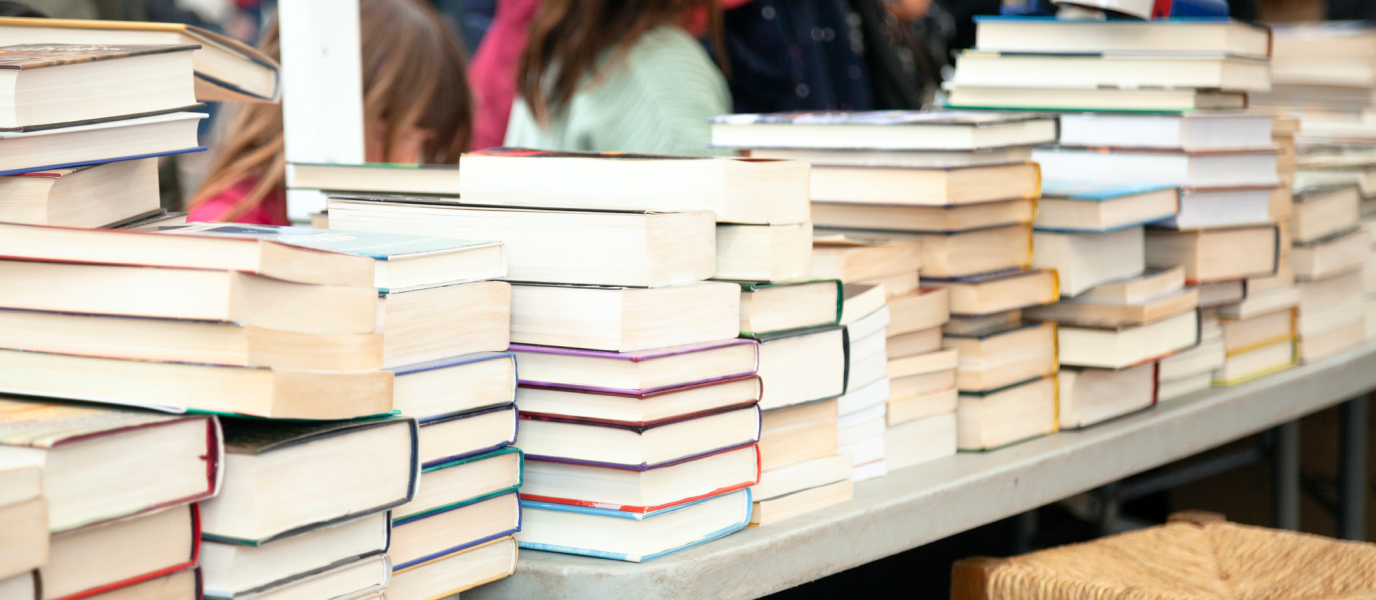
517 371 759 395
522 439 760 472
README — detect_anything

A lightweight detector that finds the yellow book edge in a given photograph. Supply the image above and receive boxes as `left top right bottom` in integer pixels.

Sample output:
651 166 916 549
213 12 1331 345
1212 359 1298 387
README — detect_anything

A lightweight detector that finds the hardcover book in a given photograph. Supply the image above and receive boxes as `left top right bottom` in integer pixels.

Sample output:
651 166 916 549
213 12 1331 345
387 537 514 600
522 445 760 514
416 403 518 467
201 512 389 599
709 110 1057 150
394 446 523 522
42 504 200 600
0 112 205 176
734 279 842 338
510 339 759 394
516 405 762 471
517 489 751 562
389 492 521 570
516 375 761 427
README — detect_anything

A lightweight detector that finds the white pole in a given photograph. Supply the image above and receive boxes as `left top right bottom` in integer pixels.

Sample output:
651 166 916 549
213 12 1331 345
277 0 365 222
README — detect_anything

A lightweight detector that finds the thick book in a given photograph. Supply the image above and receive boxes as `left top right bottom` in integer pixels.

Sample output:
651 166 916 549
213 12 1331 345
945 84 1247 112
1059 309 1201 369
509 282 739 351
510 339 759 394
0 112 204 176
1034 182 1179 232
1058 111 1277 151
0 397 221 533
750 478 853 526
458 148 810 225
952 51 1270 92
516 489 751 562
709 110 1057 150
1028 288 1200 328
756 325 847 410
41 504 199 600
79 566 201 600
523 445 759 514
957 376 1058 451
0 488 44 580
328 195 716 287
395 446 523 522
516 405 761 470
972 17 1271 58
389 492 521 570
747 146 1032 168
414 403 518 467
735 279 842 337
750 453 851 502
387 537 515 600
923 268 1058 316
1032 227 1145 297
0 17 280 103
200 417 418 545
0 43 198 131
287 162 460 196
0 159 159 228
201 512 388 599
1292 184 1360 244
1145 225 1280 284
811 236 922 282
807 162 1042 206
811 198 1034 233
1032 147 1280 189
913 224 1033 278
943 321 1058 392
1058 363 1158 430
886 413 957 470
0 221 503 290
517 375 761 427
211 555 389 600
1158 186 1275 230
716 222 814 282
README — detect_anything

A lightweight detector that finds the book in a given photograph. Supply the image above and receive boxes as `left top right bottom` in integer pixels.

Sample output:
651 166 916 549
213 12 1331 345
845 310 892 390
328 196 715 287
509 282 738 352
522 445 759 513
716 222 814 282
890 359 958 399
0 398 220 532
200 417 417 545
838 377 890 418
415 404 518 467
851 457 887 482
750 479 852 526
0 43 198 131
0 159 158 228
1158 371 1214 401
952 51 1269 92
41 504 197 600
838 404 886 450
957 376 1058 450
116 208 186 230
1146 226 1280 283
1291 228 1369 280
516 406 760 470
1218 285 1300 320
0 17 280 103
517 375 760 427
1034 183 1178 232
1298 320 1366 364
888 326 943 359
1159 187 1275 230
1298 269 1363 313
510 339 759 394
865 270 920 298
888 347 960 379
747 146 1032 168
1198 280 1247 306
287 162 461 196
912 224 1033 278
1033 227 1146 297
1157 339 1225 380
750 453 851 502
516 490 751 562
945 84 1247 112
885 412 957 470
760 399 839 469
397 447 523 521
757 326 846 410
1026 288 1200 327
1058 363 1157 429
1057 112 1277 151
1032 147 1280 189
888 387 958 426
384 353 515 422
944 311 1022 335
200 512 388 599
811 198 1035 232
1220 308 1296 355
1298 296 1363 339
839 284 887 326
0 495 44 581
0 112 204 176
971 17 1271 58
807 163 1042 206
1059 310 1200 369
387 536 515 600
78 566 200 600
457 148 810 225
924 269 1058 316
390 492 521 570
811 236 923 282
1214 338 1295 385
708 110 1057 151
736 279 841 337
944 321 1059 392
1292 184 1361 244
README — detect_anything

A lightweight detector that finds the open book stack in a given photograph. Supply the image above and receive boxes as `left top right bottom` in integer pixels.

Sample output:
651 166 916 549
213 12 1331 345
712 110 1061 453
331 150 816 557
0 223 519 599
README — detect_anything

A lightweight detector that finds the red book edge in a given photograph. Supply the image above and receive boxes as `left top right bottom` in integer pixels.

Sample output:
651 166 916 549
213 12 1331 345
521 445 762 514
52 504 201 600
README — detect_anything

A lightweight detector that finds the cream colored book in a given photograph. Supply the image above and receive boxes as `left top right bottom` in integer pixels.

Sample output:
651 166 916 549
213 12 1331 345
1157 339 1225 380
1032 227 1145 297
924 268 1058 317
1157 372 1214 401
944 321 1058 392
739 280 843 336
1058 310 1199 369
1291 228 1369 281
717 222 813 282
957 376 1058 451
912 224 1033 278
759 400 839 469
1214 338 1295 385
750 454 852 502
1073 267 1185 305
1216 284 1300 320
509 282 739 352
1298 317 1366 364
1292 184 1360 243
811 236 922 282
1027 288 1199 328
886 326 943 359
886 412 957 470
1297 296 1364 338
1058 363 1156 430
807 163 1041 206
887 387 958 426
757 327 846 410
862 270 920 299
1220 308 1296 355
1145 225 1279 284
387 537 516 600
811 198 1034 233
886 288 951 336
749 479 853 526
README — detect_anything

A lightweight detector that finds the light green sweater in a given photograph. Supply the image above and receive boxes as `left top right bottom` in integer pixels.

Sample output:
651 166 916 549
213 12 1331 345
504 26 732 157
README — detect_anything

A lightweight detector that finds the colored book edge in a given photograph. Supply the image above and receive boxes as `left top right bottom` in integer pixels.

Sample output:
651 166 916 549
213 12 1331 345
521 446 762 514
390 491 523 570
516 491 752 562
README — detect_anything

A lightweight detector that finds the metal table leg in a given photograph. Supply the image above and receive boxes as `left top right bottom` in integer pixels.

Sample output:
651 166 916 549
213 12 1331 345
1273 420 1301 531
1338 396 1368 541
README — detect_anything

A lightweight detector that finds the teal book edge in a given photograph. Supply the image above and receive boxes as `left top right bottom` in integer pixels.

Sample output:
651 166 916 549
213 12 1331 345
393 447 525 525
727 279 843 338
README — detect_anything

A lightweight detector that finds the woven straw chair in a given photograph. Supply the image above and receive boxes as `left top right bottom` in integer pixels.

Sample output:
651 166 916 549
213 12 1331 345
952 511 1376 600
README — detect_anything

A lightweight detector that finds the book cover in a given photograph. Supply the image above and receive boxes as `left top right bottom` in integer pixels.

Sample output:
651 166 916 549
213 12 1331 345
516 489 752 562
708 110 1050 127
387 353 517 425
389 491 521 570
0 43 199 69
395 447 524 524
730 279 843 338
516 375 762 427
519 406 762 471
54 504 202 600
417 404 518 466
520 445 762 514
509 339 760 394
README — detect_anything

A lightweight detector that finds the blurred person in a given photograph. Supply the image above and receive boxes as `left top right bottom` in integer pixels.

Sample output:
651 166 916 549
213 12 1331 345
504 0 732 156
0 0 47 16
188 0 474 224
468 0 539 150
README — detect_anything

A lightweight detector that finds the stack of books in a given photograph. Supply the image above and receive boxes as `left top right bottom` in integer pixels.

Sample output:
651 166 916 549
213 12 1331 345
1254 22 1376 112
950 17 1291 396
332 149 821 554
712 111 1063 452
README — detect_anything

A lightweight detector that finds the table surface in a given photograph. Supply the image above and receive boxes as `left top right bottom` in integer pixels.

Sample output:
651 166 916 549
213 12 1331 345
467 343 1376 600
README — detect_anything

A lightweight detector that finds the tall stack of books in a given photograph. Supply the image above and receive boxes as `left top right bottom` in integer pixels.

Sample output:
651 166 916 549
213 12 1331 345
333 149 822 554
949 17 1290 395
712 111 1063 452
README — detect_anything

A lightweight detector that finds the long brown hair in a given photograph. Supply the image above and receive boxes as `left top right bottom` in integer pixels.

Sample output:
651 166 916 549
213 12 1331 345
191 0 474 221
518 0 727 126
